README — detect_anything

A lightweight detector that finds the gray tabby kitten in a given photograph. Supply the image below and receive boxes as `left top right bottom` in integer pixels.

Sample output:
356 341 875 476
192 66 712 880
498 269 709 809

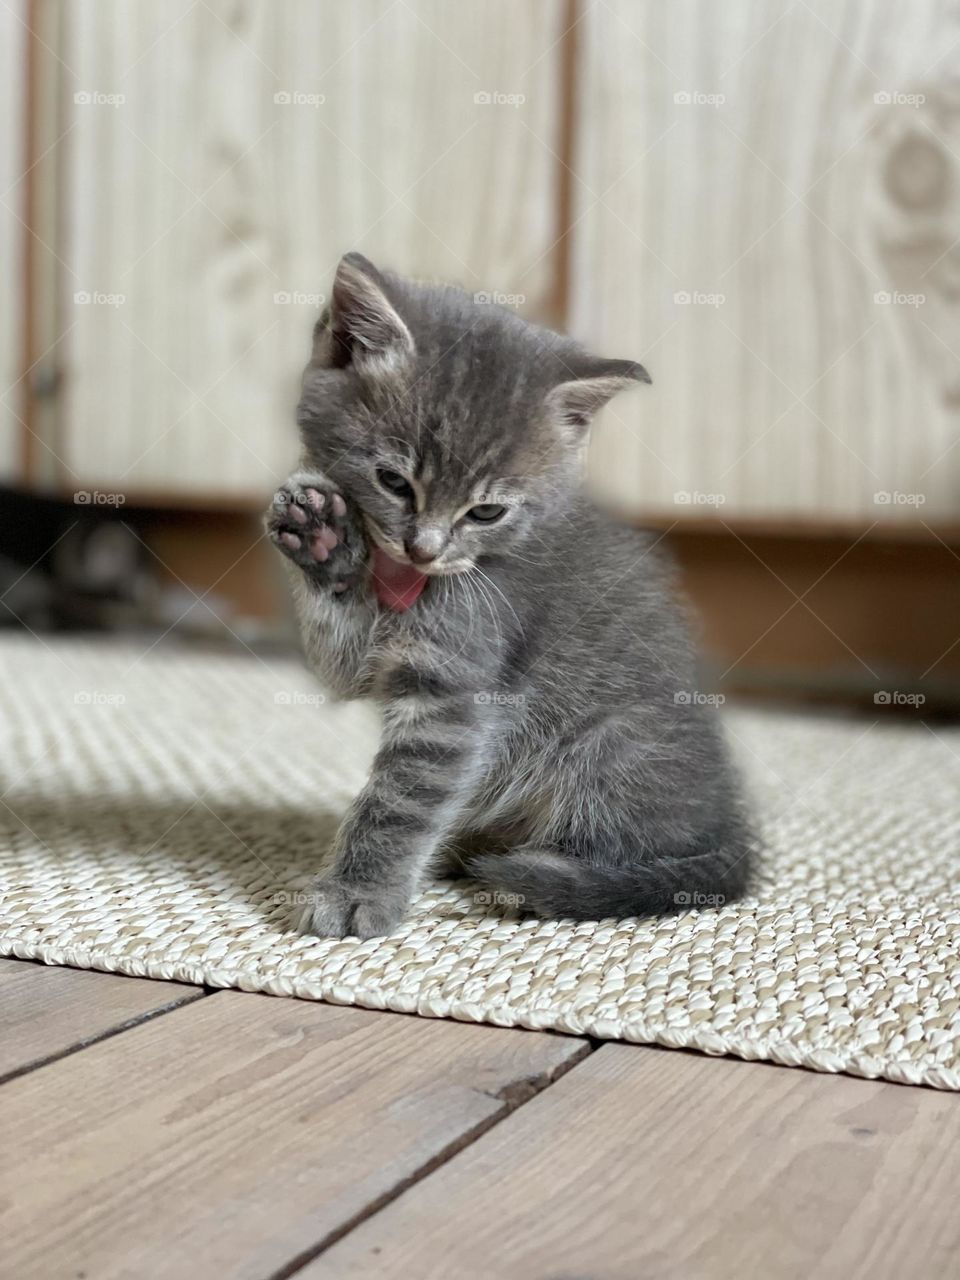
267 252 752 939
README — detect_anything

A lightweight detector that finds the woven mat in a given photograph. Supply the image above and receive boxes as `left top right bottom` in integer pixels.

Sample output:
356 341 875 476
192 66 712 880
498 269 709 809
1 636 958 1089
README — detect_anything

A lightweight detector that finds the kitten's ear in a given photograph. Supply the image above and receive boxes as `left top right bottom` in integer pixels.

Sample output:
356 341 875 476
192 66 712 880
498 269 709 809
545 357 651 431
312 252 415 374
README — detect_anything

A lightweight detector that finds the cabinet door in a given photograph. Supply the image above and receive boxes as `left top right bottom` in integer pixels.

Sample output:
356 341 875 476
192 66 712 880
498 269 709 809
48 0 564 501
574 0 960 523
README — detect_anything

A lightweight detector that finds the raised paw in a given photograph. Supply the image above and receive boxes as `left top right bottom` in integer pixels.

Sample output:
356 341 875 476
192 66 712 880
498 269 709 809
295 876 409 940
266 473 366 591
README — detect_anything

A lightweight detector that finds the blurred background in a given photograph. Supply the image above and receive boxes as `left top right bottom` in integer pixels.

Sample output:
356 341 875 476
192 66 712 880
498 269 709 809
1 0 957 712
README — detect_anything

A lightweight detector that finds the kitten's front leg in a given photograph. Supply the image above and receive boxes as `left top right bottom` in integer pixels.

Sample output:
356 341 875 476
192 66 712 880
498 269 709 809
298 667 487 939
266 471 378 698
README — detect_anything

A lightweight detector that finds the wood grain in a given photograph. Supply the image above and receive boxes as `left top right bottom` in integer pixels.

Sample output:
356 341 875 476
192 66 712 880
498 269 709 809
0 0 27 481
0 959 202 1080
0 988 586 1280
307 1044 960 1279
576 0 960 522
56 0 565 499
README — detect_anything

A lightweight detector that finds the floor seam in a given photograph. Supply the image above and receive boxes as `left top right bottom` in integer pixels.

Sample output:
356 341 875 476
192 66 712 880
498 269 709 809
267 1036 597 1280
0 984 213 1087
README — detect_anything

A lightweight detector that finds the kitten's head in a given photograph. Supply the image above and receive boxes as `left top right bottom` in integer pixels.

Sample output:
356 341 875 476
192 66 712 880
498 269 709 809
296 252 649 574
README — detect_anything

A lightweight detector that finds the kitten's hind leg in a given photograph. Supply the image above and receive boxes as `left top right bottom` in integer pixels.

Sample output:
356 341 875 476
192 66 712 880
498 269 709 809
470 707 754 921
468 832 753 922
435 827 510 877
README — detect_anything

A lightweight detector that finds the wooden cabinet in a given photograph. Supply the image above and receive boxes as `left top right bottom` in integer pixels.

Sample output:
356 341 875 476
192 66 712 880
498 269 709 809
577 0 960 524
18 0 566 501
6 0 959 528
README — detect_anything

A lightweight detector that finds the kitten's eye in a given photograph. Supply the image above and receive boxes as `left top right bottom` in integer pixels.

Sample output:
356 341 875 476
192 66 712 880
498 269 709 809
467 503 506 524
377 469 414 500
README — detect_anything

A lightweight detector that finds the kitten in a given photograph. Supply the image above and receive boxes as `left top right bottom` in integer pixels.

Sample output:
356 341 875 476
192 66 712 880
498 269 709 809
266 252 753 939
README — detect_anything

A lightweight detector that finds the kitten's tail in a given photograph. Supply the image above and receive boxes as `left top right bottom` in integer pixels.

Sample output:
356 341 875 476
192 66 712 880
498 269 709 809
469 836 753 921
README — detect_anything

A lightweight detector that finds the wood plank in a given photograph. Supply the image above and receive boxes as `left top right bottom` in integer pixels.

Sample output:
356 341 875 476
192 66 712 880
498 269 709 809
0 959 202 1081
0 990 587 1280
306 1044 960 1280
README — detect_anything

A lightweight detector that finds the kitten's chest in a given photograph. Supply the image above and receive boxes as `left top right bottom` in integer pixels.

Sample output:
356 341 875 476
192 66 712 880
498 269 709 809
369 595 492 676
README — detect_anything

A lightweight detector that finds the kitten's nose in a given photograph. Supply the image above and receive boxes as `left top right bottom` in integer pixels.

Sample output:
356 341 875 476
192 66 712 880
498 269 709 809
405 525 445 565
405 541 438 565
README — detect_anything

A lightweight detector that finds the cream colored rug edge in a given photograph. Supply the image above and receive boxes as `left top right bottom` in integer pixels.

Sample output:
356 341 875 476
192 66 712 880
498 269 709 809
3 638 959 1095
5 935 957 1091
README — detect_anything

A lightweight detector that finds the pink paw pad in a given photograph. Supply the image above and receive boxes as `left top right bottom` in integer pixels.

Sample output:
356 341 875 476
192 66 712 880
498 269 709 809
311 526 339 560
270 482 352 581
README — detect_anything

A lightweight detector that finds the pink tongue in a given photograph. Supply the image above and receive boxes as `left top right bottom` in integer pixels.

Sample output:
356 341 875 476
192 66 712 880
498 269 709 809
372 547 428 612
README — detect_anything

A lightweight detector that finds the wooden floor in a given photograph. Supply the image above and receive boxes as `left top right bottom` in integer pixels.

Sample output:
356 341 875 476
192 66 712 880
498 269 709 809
2 959 959 1279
